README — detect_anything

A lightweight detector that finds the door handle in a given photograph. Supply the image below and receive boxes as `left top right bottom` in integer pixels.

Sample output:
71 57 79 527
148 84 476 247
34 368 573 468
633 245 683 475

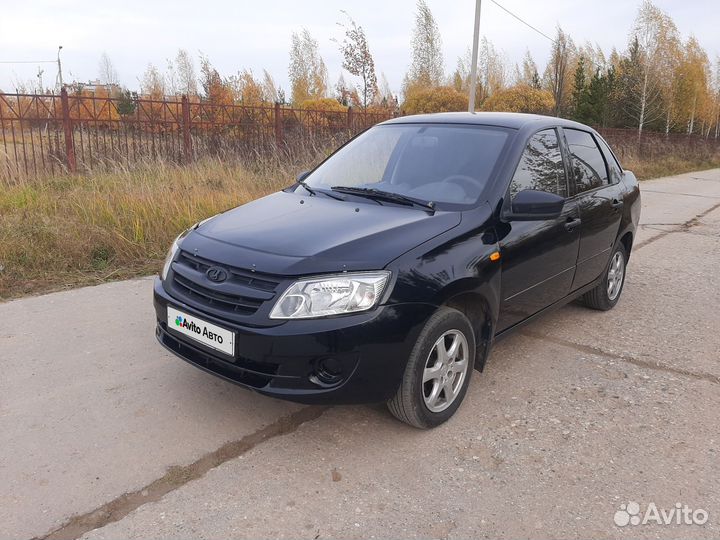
611 198 624 209
564 217 581 232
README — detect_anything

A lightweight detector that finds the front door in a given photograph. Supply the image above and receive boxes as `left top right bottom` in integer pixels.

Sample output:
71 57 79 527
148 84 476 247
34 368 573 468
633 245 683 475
562 128 624 289
496 128 581 332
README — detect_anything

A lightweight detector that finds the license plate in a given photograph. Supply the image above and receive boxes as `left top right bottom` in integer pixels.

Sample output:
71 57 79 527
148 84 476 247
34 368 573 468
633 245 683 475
167 306 235 357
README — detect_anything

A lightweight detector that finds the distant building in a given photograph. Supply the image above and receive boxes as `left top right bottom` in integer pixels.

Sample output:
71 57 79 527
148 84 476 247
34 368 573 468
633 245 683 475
67 79 122 95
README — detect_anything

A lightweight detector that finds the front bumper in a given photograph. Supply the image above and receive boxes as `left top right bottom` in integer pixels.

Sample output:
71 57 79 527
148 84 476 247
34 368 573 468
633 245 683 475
153 277 436 404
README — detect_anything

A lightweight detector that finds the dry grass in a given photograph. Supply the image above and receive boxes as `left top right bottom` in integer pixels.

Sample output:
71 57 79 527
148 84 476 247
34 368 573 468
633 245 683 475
623 154 720 180
1 142 719 301
0 152 323 300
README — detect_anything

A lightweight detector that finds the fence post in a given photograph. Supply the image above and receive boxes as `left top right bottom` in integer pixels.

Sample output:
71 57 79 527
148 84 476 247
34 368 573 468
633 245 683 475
274 102 284 147
347 106 354 133
60 88 76 173
181 95 193 163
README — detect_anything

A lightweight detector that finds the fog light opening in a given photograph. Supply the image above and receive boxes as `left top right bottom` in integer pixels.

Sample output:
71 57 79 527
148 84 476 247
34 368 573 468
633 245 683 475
311 357 344 387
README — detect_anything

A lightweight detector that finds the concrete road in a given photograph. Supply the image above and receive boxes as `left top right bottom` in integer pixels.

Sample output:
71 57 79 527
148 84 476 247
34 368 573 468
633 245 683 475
1 169 719 540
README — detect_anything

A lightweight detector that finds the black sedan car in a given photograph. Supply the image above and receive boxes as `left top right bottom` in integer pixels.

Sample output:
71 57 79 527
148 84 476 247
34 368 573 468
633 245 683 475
154 112 640 428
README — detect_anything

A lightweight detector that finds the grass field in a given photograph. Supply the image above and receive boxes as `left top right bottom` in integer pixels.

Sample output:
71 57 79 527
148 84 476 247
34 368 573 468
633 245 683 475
1 147 719 300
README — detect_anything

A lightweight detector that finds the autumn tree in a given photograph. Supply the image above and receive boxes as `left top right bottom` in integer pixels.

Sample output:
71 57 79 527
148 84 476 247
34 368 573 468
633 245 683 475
518 50 541 89
228 69 266 105
479 38 508 99
402 86 466 115
543 26 575 117
713 57 720 139
404 0 444 94
262 69 278 103
140 63 165 98
335 12 377 110
98 52 119 86
289 28 328 105
624 0 679 137
175 49 198 96
451 39 507 106
200 57 233 102
376 72 395 108
673 36 711 135
482 85 555 115
334 74 359 107
139 63 165 124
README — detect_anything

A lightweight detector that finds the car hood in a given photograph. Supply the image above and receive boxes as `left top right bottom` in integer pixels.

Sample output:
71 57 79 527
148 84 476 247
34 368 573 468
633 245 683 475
182 190 462 275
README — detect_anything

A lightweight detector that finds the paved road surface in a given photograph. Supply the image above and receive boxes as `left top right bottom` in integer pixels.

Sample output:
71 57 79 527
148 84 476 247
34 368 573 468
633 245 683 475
2 169 719 539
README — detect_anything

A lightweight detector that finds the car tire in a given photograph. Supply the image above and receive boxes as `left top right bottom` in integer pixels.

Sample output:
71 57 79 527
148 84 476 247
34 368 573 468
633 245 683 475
583 243 627 311
387 307 475 429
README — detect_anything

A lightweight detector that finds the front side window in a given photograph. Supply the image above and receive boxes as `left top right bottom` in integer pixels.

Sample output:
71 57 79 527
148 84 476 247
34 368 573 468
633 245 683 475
304 124 511 206
565 128 609 193
509 129 567 199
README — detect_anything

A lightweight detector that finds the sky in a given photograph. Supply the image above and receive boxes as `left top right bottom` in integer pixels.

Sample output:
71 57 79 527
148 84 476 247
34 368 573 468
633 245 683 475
1 0 719 95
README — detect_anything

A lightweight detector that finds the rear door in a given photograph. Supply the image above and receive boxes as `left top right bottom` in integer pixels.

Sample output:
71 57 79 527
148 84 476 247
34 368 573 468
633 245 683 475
496 128 581 332
561 128 624 289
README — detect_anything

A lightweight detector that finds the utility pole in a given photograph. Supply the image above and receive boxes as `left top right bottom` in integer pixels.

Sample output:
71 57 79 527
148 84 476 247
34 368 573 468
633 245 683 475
468 0 482 113
56 45 64 91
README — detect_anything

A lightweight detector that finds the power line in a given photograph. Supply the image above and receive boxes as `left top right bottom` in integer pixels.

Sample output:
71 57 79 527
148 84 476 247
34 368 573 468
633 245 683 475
489 0 554 43
489 0 606 72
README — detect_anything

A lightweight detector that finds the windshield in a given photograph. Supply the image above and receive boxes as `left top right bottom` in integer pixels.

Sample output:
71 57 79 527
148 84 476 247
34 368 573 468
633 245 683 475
304 124 511 207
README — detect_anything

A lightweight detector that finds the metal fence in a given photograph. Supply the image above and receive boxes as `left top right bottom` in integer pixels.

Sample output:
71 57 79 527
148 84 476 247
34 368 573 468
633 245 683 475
2 89 719 181
0 90 393 180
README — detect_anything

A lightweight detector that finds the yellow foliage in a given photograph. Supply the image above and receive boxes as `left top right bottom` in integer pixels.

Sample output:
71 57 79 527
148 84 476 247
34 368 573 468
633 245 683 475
402 86 467 115
298 98 348 130
299 98 348 111
482 85 555 115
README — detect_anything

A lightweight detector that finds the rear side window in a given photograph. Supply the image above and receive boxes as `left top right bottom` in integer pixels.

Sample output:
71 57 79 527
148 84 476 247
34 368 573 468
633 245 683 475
509 129 567 199
564 128 608 193
596 136 622 183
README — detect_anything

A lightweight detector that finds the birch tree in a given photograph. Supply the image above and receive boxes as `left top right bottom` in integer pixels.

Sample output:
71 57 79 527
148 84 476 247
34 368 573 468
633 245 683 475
289 29 329 105
628 0 676 137
98 52 119 86
336 12 377 110
404 0 444 94
544 27 574 117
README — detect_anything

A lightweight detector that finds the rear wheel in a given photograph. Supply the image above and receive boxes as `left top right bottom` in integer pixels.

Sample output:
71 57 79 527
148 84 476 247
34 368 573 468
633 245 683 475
583 243 627 310
387 307 475 429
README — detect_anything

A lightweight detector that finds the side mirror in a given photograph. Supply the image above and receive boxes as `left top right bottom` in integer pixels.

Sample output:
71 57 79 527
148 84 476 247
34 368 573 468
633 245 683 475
508 189 565 221
296 170 311 182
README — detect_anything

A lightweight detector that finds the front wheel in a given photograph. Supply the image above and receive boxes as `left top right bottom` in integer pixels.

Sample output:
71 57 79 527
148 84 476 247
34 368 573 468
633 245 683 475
387 307 475 429
583 243 627 310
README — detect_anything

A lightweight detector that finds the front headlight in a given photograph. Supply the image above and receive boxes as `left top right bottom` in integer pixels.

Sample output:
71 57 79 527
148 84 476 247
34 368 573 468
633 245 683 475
160 229 192 281
160 236 181 282
269 271 391 319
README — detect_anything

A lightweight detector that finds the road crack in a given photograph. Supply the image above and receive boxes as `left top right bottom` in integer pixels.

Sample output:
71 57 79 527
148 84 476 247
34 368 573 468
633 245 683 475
520 330 720 385
32 405 328 540
635 201 720 250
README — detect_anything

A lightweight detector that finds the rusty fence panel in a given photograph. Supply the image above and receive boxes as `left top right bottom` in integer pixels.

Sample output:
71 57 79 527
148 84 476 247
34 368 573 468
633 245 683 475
0 90 395 182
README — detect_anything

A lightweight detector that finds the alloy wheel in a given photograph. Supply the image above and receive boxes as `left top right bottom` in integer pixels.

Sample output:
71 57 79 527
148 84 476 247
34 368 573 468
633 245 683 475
607 251 625 301
422 330 470 413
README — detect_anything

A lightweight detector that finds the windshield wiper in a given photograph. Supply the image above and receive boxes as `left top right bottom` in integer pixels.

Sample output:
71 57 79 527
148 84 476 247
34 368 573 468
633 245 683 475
296 179 345 201
330 186 435 212
296 178 316 195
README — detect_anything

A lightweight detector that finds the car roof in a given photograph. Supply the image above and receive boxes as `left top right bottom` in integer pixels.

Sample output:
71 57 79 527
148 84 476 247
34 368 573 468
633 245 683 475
381 111 592 131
